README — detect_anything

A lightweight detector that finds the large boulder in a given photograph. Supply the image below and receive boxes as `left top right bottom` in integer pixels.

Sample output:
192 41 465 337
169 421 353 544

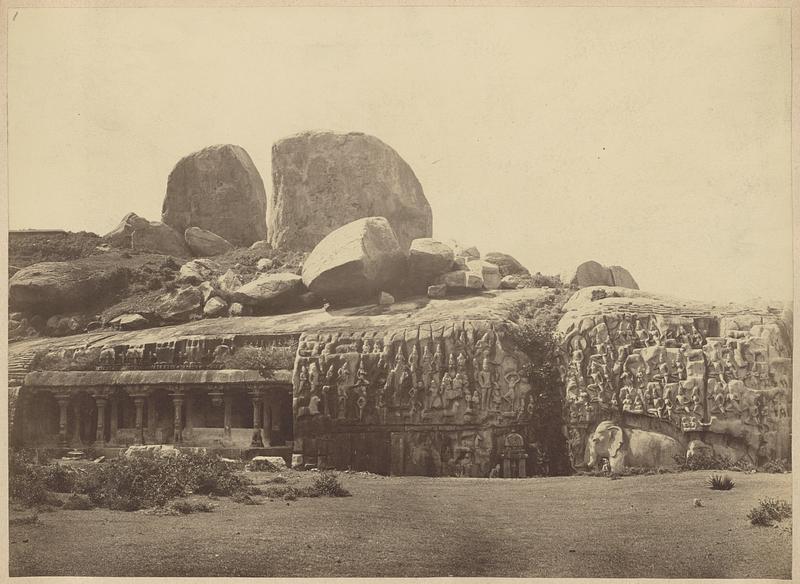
484 252 530 277
103 212 151 248
131 221 191 257
184 227 234 257
562 260 639 289
162 144 267 247
269 131 432 251
232 273 305 310
609 265 639 289
9 256 131 314
301 217 407 306
407 238 455 291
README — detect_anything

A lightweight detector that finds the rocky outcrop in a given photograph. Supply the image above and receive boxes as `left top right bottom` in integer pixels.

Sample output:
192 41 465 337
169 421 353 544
559 285 791 468
269 131 432 251
231 273 305 311
484 252 529 277
131 221 191 257
184 227 234 257
301 217 407 306
162 144 267 247
103 212 151 248
563 260 638 290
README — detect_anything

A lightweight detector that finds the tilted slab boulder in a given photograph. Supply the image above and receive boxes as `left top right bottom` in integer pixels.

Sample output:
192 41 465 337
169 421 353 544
231 272 305 310
184 227 234 257
131 221 191 257
484 252 530 277
269 131 432 251
162 144 267 247
301 217 407 306
408 238 455 290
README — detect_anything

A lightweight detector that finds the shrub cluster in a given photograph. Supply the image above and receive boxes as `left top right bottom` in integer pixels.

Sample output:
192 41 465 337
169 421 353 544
9 451 70 507
748 497 792 526
261 472 351 500
760 459 791 474
674 453 754 472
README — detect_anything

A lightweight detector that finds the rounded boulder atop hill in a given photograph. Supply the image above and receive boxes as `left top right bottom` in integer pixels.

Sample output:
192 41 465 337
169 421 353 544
162 144 267 247
269 131 432 251
301 216 407 306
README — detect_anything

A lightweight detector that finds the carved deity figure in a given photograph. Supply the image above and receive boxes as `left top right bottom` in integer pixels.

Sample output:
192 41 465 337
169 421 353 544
421 346 433 388
478 358 493 410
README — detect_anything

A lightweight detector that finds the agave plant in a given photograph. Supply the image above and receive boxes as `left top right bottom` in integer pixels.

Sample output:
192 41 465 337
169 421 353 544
707 473 735 490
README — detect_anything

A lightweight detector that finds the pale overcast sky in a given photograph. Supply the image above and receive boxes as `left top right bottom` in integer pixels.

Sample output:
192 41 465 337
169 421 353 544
7 7 792 303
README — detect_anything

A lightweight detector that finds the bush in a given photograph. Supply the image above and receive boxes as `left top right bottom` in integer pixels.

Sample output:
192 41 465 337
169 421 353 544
75 452 251 509
248 458 280 472
267 475 288 485
62 494 94 510
232 493 262 505
9 451 67 507
760 459 791 474
170 499 215 514
707 474 735 490
675 452 733 471
307 472 351 497
748 498 792 526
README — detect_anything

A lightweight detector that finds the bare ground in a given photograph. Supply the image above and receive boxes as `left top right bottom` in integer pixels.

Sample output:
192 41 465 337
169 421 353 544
8 470 792 578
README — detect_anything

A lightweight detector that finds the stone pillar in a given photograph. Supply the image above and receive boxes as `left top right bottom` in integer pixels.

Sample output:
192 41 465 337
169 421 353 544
109 395 119 443
263 391 273 447
171 389 184 444
55 393 71 447
147 392 157 433
132 394 146 445
250 387 264 447
72 401 82 445
223 394 232 439
94 393 108 444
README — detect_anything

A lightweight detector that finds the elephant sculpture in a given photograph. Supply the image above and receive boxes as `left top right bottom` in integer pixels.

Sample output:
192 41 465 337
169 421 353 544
586 420 684 472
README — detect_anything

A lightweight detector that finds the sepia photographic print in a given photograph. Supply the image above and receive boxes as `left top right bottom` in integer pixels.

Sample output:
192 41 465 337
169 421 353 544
4 2 796 580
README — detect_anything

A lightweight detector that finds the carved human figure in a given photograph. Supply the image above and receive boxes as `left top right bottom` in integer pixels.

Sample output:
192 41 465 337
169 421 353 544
421 346 433 388
309 360 320 391
478 358 493 410
448 353 457 376
690 325 704 348
457 352 468 373
453 370 466 398
433 344 443 374
308 393 321 416
428 374 443 409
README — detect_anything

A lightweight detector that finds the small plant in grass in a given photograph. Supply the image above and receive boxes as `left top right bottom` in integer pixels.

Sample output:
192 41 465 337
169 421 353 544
308 472 351 497
707 474 735 490
62 494 94 510
748 498 792 526
232 492 261 505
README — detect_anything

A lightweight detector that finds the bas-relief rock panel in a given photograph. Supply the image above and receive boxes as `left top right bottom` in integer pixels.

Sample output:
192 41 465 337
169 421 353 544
561 309 792 466
290 320 535 476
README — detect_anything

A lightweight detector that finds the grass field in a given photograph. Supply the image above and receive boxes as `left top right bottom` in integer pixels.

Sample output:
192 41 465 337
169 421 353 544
8 470 792 578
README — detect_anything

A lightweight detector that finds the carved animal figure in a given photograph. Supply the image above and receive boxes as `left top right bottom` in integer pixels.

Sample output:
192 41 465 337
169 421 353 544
586 420 684 472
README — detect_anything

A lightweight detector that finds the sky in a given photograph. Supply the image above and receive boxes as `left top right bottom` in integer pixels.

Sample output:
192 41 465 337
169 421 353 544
7 7 793 303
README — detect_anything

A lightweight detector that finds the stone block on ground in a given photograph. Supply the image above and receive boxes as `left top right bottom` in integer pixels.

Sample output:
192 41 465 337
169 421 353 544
231 272 305 310
467 259 501 290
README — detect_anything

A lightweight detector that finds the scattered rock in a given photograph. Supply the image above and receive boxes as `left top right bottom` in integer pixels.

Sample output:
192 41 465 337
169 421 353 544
408 238 455 290
231 272 305 310
228 302 251 316
198 281 217 303
131 221 192 257
108 313 149 330
301 217 407 306
249 240 272 254
427 284 447 299
155 286 204 322
251 455 288 470
378 291 395 305
162 144 267 247
269 131 432 251
500 275 519 289
256 258 275 272
179 259 221 283
217 269 243 297
124 445 179 458
446 240 481 260
434 270 484 293
693 498 703 507
484 252 530 277
203 297 228 318
184 227 235 257
467 259 501 290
